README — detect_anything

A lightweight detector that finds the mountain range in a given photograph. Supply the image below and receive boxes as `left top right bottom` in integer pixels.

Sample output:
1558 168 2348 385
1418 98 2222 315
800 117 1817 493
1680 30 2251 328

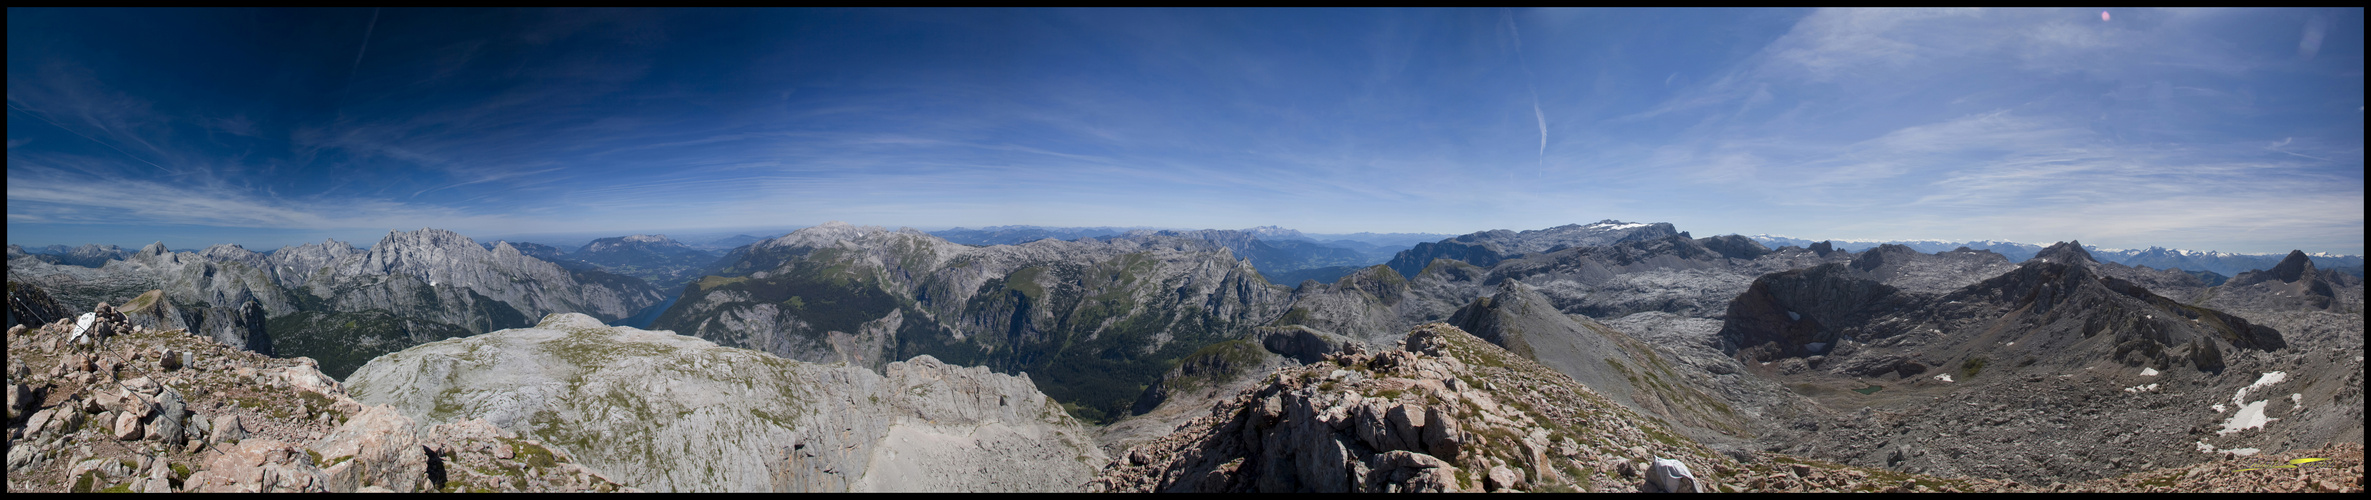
1746 235 2365 278
8 229 665 379
6 220 2362 492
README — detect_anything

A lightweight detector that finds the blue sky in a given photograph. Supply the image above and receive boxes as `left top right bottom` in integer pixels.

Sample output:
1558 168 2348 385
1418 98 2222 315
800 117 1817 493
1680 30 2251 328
7 8 2363 255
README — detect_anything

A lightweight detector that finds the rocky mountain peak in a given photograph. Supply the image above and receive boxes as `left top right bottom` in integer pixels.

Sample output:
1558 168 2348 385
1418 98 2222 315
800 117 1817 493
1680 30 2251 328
137 242 170 258
375 228 478 252
1847 244 1922 272
2032 240 2096 265
622 234 672 243
764 221 887 249
2266 249 2316 283
1697 234 1774 260
197 244 265 267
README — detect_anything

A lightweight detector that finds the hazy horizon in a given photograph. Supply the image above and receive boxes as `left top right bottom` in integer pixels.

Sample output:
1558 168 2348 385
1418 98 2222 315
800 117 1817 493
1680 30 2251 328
9 8 2364 255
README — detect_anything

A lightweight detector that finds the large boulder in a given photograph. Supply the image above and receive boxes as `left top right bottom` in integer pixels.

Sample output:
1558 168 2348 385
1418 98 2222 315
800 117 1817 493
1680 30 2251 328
189 439 331 493
309 405 431 493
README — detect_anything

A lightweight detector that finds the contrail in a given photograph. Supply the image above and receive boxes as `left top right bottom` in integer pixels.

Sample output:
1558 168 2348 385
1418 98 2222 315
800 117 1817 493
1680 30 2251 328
348 8 381 80
1533 100 1546 157
1505 9 1545 159
5 102 171 172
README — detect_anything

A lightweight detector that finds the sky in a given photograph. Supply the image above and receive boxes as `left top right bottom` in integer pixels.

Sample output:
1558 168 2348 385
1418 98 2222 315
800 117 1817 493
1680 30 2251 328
7 8 2364 255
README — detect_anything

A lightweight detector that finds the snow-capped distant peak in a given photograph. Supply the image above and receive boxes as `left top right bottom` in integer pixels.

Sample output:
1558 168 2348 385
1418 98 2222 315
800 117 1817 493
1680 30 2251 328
1587 220 1649 230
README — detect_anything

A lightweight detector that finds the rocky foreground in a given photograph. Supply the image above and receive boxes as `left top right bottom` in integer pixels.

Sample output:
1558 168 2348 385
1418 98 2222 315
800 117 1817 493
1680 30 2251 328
1088 323 2363 493
342 312 1106 492
6 303 628 492
6 302 2359 492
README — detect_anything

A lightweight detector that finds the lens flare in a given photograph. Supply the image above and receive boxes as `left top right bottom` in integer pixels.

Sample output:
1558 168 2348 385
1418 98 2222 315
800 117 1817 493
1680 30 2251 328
2102 11 2110 22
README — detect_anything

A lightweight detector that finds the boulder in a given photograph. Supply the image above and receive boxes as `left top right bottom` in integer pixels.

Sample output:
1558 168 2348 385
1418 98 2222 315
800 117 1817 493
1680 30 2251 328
122 376 160 397
153 387 187 447
6 383 28 417
1362 450 1461 493
1647 458 1700 493
212 414 245 444
113 411 143 440
309 405 431 493
191 439 330 493
1485 465 1523 492
24 408 55 438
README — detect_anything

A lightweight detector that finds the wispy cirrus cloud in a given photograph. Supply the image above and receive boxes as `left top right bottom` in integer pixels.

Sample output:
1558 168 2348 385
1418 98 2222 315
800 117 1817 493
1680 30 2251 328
5 8 2362 255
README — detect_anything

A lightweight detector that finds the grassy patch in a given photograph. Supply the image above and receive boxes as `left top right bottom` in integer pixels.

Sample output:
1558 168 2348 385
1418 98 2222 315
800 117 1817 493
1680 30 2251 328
1960 357 1988 378
1271 307 1312 327
695 275 749 291
512 439 560 469
1851 384 1884 395
72 470 99 493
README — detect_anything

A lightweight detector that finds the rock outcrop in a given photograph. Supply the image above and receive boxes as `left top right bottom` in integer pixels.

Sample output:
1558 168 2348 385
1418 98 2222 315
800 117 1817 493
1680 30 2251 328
345 313 1105 492
1091 323 1745 492
8 280 73 331
5 304 627 493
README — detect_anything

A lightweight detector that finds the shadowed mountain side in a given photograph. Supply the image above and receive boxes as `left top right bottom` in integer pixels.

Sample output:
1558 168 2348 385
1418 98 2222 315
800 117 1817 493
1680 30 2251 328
8 279 74 330
1449 280 1740 434
1267 262 1489 346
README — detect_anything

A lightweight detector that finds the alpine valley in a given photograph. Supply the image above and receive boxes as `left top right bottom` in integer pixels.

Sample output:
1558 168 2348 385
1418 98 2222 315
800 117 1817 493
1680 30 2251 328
7 220 2360 492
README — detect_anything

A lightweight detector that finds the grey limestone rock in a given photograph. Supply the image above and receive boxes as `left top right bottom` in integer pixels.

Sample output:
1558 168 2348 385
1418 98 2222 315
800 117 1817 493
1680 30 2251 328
346 312 1105 492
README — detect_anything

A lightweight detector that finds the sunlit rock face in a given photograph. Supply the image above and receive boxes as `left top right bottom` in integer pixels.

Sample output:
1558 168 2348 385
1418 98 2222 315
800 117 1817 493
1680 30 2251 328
346 313 1107 492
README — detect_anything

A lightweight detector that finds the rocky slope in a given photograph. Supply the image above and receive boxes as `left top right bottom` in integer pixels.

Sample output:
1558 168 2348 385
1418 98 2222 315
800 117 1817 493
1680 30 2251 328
8 280 75 332
1089 322 2364 493
1711 241 2363 485
1385 220 1682 279
1447 280 1739 435
279 229 664 332
343 313 1105 492
10 229 668 380
6 305 628 492
9 244 286 355
1091 323 1752 492
654 222 1292 423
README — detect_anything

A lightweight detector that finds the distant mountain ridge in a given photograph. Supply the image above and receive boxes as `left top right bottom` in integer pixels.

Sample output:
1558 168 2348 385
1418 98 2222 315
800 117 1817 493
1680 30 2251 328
930 225 1143 246
1385 220 1682 278
1744 235 2362 277
8 229 667 379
